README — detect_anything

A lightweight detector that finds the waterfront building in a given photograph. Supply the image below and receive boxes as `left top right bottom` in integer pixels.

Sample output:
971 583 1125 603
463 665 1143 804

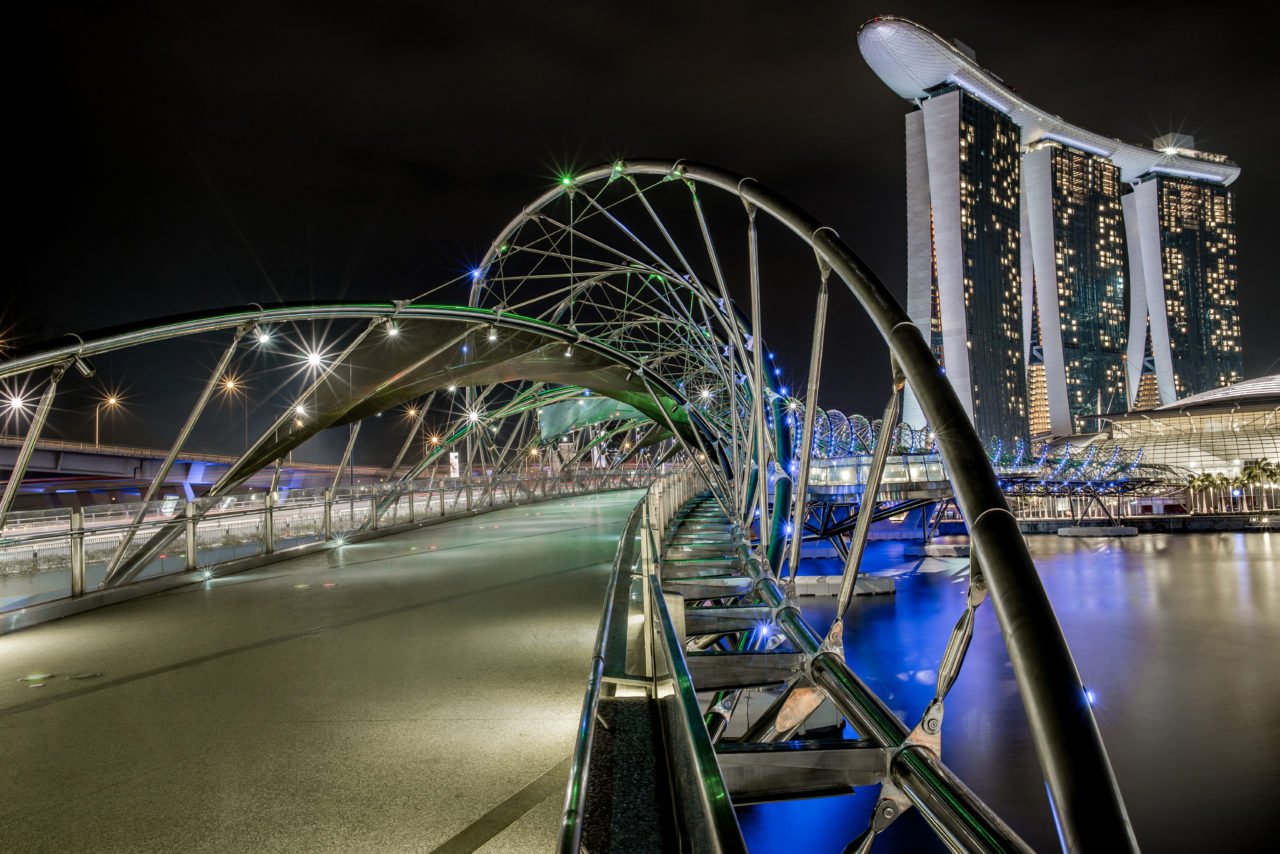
1131 345 1163 412
1023 141 1128 433
1123 139 1244 405
1092 374 1279 477
902 75 1027 441
858 16 1243 438
1026 297 1051 434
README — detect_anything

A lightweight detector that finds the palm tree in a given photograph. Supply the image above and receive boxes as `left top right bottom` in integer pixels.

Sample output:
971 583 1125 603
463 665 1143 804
1213 473 1232 513
1241 463 1257 512
1256 460 1279 512
1187 473 1214 514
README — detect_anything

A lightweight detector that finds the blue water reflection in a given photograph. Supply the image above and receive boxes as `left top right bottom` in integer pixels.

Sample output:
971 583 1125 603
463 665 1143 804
737 533 1280 851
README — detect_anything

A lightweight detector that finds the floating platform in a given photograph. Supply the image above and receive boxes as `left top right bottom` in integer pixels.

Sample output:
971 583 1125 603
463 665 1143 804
903 542 970 558
791 575 895 597
1056 526 1139 538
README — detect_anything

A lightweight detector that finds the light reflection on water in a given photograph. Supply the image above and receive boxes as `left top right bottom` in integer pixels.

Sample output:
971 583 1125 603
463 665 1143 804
737 533 1280 852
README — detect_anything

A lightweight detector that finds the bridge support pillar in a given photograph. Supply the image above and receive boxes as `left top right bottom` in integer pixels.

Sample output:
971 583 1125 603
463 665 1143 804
323 490 333 540
370 495 379 530
70 509 85 597
184 502 197 571
264 493 275 554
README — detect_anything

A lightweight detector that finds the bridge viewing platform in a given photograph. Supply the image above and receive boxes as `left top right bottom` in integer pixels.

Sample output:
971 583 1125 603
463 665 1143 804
0 491 640 852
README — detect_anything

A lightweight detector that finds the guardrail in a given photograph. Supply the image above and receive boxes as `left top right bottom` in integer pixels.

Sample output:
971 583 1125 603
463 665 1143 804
564 474 1041 852
1 469 657 620
561 469 745 852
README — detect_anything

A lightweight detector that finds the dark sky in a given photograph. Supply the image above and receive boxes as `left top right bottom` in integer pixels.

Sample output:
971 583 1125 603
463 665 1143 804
10 0 1277 429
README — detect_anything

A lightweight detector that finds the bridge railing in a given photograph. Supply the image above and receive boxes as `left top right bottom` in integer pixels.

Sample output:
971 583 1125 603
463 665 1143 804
0 469 658 623
562 469 745 852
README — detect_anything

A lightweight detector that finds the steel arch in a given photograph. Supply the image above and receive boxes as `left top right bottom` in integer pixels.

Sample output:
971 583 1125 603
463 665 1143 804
471 159 1134 850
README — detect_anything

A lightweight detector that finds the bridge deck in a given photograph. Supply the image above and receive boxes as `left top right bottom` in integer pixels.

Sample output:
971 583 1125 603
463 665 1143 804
0 491 642 853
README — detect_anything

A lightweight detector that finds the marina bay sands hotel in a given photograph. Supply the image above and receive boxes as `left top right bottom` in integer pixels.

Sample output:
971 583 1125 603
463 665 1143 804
859 17 1244 440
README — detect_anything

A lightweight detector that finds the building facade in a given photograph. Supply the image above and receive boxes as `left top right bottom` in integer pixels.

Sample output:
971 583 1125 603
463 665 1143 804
1023 142 1129 434
1123 157 1244 405
906 86 1027 441
859 17 1243 439
1090 374 1279 477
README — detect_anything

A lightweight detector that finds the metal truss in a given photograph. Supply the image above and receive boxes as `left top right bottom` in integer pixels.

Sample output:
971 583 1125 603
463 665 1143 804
495 160 1136 852
0 304 690 587
0 159 1136 851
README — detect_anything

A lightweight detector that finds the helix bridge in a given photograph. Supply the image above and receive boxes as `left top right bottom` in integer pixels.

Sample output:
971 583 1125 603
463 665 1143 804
0 161 1137 851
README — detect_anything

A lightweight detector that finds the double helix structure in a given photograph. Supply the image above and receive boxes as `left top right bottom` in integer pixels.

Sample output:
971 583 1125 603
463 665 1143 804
0 161 1136 850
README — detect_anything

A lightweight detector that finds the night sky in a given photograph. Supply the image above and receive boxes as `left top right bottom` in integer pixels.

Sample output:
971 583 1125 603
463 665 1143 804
10 1 1277 446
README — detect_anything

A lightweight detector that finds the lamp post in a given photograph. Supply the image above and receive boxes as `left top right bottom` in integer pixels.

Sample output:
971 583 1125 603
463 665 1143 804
95 395 120 448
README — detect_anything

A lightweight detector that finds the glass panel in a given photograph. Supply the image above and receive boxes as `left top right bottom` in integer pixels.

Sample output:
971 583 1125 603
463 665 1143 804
381 494 403 528
194 510 265 569
330 493 370 538
0 534 72 610
273 498 325 550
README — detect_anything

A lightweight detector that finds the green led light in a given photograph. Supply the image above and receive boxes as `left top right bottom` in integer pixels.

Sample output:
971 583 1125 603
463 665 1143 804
560 174 573 187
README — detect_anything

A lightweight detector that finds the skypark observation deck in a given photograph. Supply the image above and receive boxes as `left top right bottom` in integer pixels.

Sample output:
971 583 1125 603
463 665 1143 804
857 16 1240 186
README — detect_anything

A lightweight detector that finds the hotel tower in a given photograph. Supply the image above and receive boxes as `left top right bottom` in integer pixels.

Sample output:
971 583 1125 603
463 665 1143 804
859 16 1243 438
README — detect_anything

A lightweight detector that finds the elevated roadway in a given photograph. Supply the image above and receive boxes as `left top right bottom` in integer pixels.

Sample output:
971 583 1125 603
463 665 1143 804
0 432 390 502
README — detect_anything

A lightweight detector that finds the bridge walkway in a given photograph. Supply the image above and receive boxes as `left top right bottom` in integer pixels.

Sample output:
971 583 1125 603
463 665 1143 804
0 490 643 853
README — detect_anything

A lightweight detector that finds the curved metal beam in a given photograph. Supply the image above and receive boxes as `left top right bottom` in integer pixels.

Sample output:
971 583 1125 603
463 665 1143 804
476 159 1134 850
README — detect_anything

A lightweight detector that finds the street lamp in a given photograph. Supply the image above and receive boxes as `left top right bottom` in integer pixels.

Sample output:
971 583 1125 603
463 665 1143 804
95 395 121 448
220 375 249 451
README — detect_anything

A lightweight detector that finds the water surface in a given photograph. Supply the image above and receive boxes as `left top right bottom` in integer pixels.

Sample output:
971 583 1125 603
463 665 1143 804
738 533 1280 851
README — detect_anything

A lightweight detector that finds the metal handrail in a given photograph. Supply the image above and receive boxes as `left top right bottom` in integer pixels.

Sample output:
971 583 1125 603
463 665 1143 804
558 494 645 853
2 474 656 619
649 570 747 852
560 471 744 852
